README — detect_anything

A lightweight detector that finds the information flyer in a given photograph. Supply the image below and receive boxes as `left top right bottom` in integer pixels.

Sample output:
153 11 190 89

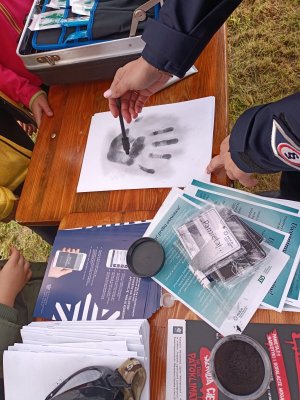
145 190 289 335
34 222 160 320
167 319 300 400
187 180 300 308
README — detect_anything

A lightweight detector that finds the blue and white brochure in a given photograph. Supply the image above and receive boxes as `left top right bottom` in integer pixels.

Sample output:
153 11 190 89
34 222 160 320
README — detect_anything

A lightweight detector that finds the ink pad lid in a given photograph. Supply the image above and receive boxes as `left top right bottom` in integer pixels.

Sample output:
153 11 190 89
209 334 272 400
126 237 165 277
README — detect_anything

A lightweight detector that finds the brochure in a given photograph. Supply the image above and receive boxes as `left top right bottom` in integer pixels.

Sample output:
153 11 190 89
166 319 300 400
144 189 289 335
182 193 290 311
34 222 161 320
186 180 300 308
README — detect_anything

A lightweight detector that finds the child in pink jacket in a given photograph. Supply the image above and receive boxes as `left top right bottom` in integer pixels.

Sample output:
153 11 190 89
0 0 53 127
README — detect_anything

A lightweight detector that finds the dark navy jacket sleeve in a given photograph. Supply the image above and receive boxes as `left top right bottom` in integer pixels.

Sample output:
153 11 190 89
229 92 300 173
141 0 243 77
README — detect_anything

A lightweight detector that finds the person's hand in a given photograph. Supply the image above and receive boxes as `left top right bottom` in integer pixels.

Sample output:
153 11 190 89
107 116 178 174
0 247 31 307
103 57 172 123
206 136 258 187
17 121 37 136
47 248 79 278
31 93 53 127
47 266 73 279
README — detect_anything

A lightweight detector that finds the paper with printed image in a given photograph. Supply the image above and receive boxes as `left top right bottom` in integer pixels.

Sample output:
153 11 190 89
144 189 289 336
77 97 215 192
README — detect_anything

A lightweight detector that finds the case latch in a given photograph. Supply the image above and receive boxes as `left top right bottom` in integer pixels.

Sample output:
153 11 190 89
129 0 164 37
36 55 60 65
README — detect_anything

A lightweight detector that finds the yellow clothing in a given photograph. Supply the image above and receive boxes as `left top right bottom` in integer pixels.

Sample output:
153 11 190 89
0 133 32 219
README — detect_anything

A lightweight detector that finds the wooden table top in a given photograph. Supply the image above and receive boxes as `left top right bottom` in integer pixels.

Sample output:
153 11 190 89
59 210 300 400
16 26 229 226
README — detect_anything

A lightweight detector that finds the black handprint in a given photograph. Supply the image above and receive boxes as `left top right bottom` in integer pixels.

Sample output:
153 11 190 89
107 125 179 174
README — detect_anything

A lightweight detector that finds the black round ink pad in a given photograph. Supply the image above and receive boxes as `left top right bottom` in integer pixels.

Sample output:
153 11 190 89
210 334 272 400
126 237 165 277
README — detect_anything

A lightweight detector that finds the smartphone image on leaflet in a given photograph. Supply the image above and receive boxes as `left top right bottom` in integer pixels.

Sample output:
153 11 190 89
106 249 128 270
52 251 87 271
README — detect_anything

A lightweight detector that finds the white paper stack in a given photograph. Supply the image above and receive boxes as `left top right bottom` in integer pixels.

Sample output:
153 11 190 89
4 319 150 400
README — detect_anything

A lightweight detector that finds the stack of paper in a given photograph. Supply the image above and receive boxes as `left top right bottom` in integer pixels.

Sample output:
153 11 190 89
34 221 161 321
144 180 300 336
4 319 150 400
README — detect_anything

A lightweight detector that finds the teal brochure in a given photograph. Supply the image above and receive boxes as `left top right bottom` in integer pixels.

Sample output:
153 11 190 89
184 194 289 310
187 180 300 308
145 189 289 335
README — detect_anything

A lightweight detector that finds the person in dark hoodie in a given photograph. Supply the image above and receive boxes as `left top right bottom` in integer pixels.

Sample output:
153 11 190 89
207 93 300 201
104 0 243 122
101 0 299 200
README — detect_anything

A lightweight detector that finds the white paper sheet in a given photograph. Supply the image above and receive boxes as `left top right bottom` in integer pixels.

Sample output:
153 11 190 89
8 344 137 357
77 97 215 192
10 341 128 351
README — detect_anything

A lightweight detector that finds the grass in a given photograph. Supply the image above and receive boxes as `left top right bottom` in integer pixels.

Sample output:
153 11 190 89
0 0 299 259
227 0 299 192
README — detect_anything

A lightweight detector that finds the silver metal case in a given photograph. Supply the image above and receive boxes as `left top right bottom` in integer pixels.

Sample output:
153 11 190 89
16 1 146 85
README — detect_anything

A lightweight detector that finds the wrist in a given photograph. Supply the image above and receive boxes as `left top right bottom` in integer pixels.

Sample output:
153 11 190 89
156 68 173 78
141 56 173 78
0 293 16 308
29 90 47 110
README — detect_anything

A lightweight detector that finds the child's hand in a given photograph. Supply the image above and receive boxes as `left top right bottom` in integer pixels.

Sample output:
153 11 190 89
0 247 31 307
31 93 53 127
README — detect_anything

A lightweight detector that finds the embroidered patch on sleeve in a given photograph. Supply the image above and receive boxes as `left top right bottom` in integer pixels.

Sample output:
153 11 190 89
271 119 300 170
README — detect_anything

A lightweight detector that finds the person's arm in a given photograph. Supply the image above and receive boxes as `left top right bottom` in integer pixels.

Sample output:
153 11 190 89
229 92 300 173
142 0 243 78
207 93 300 186
0 64 53 127
0 248 32 379
104 0 243 122
0 187 17 221
0 64 41 109
0 304 22 379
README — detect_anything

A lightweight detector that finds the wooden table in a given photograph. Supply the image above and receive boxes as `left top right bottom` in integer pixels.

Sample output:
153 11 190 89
16 26 229 226
60 211 300 400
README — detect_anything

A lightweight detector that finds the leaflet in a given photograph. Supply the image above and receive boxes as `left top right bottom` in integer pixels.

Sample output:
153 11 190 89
34 222 161 320
187 180 300 308
166 320 300 400
144 190 289 335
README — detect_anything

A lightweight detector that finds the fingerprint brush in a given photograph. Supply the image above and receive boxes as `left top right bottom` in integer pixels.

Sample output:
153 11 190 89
116 98 130 155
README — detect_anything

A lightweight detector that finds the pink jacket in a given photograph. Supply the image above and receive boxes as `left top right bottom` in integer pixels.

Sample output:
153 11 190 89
0 1 43 109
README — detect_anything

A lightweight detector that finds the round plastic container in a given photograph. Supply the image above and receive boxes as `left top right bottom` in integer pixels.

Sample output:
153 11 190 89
209 334 272 400
126 237 165 277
